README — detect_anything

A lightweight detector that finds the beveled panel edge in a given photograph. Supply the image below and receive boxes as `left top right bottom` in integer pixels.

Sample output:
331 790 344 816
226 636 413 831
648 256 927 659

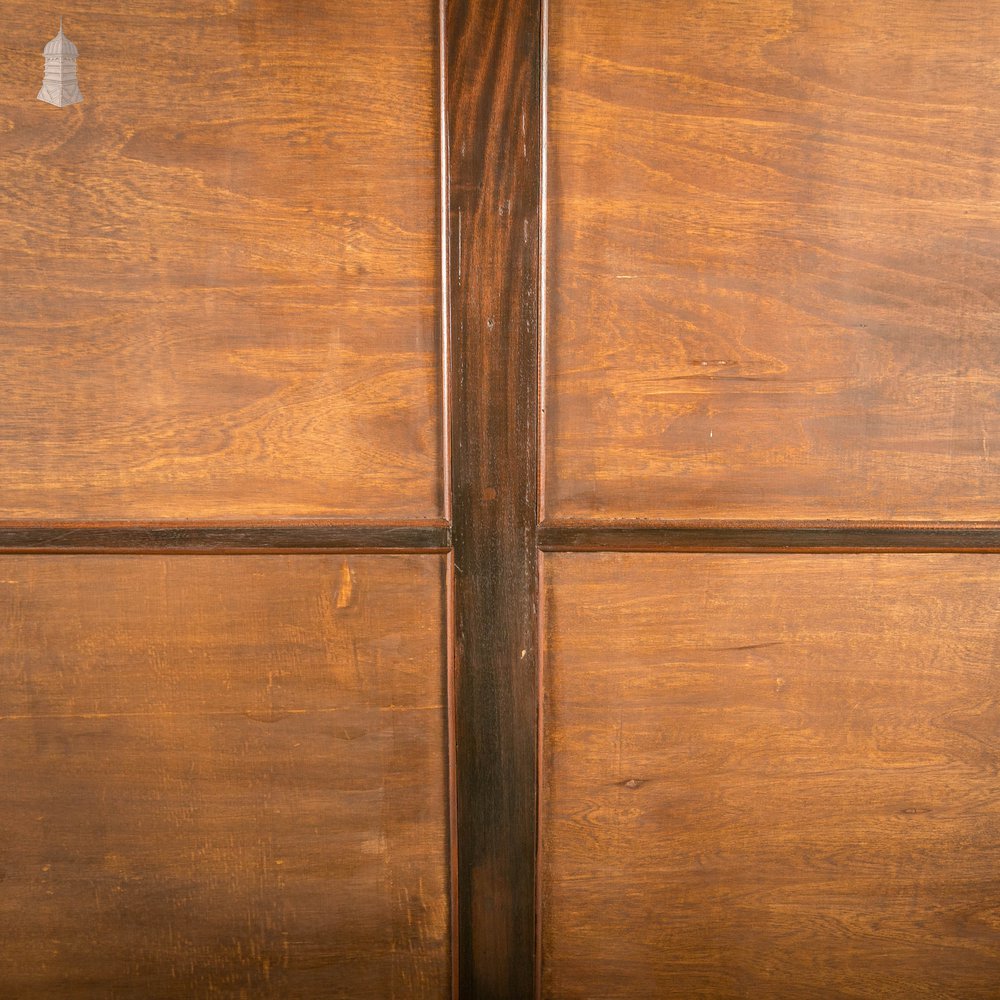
437 6 459 997
0 520 451 554
539 520 1000 553
438 0 453 530
535 9 550 996
537 0 550 529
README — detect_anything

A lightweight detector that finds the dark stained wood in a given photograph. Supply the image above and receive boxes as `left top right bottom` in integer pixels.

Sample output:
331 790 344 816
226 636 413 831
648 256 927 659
541 553 1000 998
0 520 450 553
23 518 1000 558
0 554 451 998
540 520 1000 552
0 1 443 520
447 0 542 995
544 0 1000 523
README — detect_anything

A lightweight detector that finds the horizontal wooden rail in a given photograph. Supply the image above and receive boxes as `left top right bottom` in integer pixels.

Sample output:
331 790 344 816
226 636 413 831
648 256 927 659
539 521 1000 553
0 521 451 554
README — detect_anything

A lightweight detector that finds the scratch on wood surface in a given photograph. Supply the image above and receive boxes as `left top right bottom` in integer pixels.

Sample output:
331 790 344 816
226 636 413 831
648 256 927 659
713 640 786 652
336 559 353 609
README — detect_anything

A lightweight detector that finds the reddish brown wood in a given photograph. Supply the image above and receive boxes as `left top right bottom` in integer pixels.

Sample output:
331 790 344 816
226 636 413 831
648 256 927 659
0 554 451 998
544 0 1000 523
541 552 1000 998
447 0 542 996
0 1 444 521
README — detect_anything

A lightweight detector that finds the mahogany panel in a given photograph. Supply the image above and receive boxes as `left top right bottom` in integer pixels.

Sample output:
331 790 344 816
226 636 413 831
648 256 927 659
542 553 1000 998
0 2 442 520
545 0 1000 522
0 554 450 998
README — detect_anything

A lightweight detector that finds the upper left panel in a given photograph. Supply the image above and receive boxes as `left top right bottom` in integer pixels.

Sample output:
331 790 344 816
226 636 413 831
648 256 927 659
0 2 443 520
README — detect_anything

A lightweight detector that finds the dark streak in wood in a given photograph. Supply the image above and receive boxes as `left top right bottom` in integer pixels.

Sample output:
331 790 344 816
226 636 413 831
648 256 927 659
447 0 542 995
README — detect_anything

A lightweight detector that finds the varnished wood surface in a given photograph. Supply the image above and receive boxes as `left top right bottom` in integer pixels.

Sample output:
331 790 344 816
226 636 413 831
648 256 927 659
541 553 1000 998
447 1 542 995
0 554 450 998
545 0 1000 522
0 2 443 520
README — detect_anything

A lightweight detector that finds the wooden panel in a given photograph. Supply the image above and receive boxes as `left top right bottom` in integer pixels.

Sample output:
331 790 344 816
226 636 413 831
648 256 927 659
0 2 441 520
545 0 1000 522
0 555 450 998
542 553 1000 998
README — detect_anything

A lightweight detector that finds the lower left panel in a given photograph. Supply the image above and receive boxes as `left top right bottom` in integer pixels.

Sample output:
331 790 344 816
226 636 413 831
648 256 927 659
0 554 451 999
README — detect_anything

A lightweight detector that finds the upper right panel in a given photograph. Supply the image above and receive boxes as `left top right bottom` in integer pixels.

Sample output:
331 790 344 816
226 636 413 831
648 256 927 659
545 0 1000 522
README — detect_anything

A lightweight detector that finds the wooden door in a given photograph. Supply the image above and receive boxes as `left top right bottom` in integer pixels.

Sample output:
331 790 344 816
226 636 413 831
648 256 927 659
2 2 999 998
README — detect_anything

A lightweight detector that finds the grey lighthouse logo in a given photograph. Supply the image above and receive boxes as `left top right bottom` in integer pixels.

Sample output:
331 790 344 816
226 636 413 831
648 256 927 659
38 18 83 108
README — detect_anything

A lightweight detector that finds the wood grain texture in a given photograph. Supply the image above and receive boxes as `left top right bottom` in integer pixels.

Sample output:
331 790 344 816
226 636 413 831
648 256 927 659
0 2 443 520
0 554 450 998
541 553 1000 998
545 0 1000 522
447 0 542 995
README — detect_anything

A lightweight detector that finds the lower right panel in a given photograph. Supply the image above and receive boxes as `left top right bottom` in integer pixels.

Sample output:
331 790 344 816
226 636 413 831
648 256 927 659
541 553 1000 999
